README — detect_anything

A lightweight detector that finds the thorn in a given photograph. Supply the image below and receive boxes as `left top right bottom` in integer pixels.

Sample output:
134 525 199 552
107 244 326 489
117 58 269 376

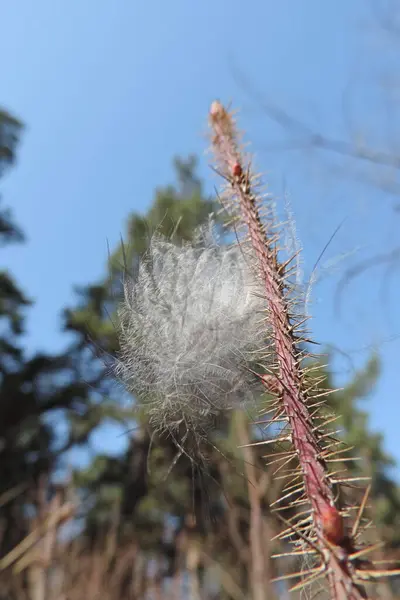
289 566 326 592
274 470 302 482
270 567 322 584
274 513 324 558
355 568 400 580
263 451 296 466
349 542 385 561
348 485 370 540
331 476 371 485
321 444 354 458
271 549 317 558
272 454 297 476
312 415 342 431
270 485 306 507
237 435 291 448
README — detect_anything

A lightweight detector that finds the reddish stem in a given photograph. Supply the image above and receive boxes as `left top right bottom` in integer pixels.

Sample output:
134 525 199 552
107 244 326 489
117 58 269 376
209 101 367 600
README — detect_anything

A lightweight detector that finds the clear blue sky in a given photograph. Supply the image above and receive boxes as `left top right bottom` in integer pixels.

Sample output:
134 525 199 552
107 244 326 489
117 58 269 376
2 1 400 474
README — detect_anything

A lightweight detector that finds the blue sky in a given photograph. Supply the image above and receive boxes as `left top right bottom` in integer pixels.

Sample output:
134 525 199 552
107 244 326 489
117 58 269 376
2 1 400 474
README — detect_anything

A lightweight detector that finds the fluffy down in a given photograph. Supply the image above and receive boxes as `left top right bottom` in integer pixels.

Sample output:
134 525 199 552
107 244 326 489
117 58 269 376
115 227 269 436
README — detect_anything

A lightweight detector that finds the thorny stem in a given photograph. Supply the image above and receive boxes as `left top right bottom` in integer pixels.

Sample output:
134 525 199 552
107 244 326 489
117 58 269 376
209 101 368 600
